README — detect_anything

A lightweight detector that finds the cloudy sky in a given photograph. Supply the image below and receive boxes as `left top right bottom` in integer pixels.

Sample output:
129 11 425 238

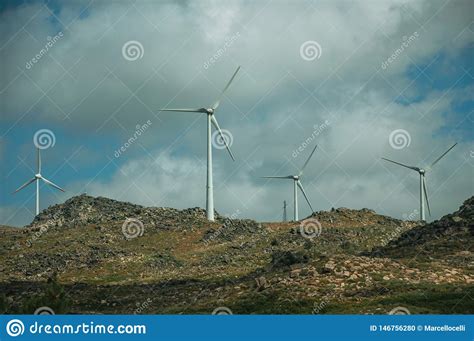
0 0 472 227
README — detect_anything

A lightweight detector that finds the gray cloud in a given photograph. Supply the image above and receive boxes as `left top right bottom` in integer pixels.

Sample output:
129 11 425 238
1 0 473 226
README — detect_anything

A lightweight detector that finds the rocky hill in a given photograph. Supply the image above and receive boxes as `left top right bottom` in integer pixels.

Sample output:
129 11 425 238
307 206 404 228
30 194 209 229
29 194 261 237
0 195 472 315
371 196 474 266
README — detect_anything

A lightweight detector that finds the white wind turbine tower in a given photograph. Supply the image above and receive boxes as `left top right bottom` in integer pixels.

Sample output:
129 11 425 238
382 143 457 221
160 66 240 221
13 147 65 215
263 144 318 221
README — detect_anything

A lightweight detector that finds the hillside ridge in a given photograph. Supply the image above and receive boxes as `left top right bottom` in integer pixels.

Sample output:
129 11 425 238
0 195 472 314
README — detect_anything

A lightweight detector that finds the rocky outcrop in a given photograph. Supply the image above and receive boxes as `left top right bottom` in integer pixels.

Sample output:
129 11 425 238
371 196 474 260
29 194 210 230
305 207 411 229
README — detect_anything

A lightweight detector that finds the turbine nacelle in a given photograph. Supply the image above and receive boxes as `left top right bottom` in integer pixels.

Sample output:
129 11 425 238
159 66 241 221
261 143 318 220
13 147 65 216
381 142 457 221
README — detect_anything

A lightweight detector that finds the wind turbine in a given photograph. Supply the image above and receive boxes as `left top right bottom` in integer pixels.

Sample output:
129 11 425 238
262 144 317 221
160 66 240 221
382 143 457 221
13 147 65 215
283 200 287 222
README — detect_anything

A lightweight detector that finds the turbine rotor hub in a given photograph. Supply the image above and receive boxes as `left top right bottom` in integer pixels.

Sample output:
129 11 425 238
206 108 214 114
293 176 299 180
419 169 425 174
35 173 41 179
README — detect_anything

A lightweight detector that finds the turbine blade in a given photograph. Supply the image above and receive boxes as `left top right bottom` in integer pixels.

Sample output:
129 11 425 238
297 180 314 212
299 144 317 175
41 177 65 192
37 148 41 173
422 176 431 217
160 108 207 113
430 143 457 168
211 115 235 161
381 157 418 171
13 178 36 194
261 176 293 179
212 66 241 110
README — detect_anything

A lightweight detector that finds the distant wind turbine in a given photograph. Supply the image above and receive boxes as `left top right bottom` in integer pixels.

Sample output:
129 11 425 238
283 200 287 222
262 144 318 221
13 147 65 215
160 66 240 221
382 143 457 221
